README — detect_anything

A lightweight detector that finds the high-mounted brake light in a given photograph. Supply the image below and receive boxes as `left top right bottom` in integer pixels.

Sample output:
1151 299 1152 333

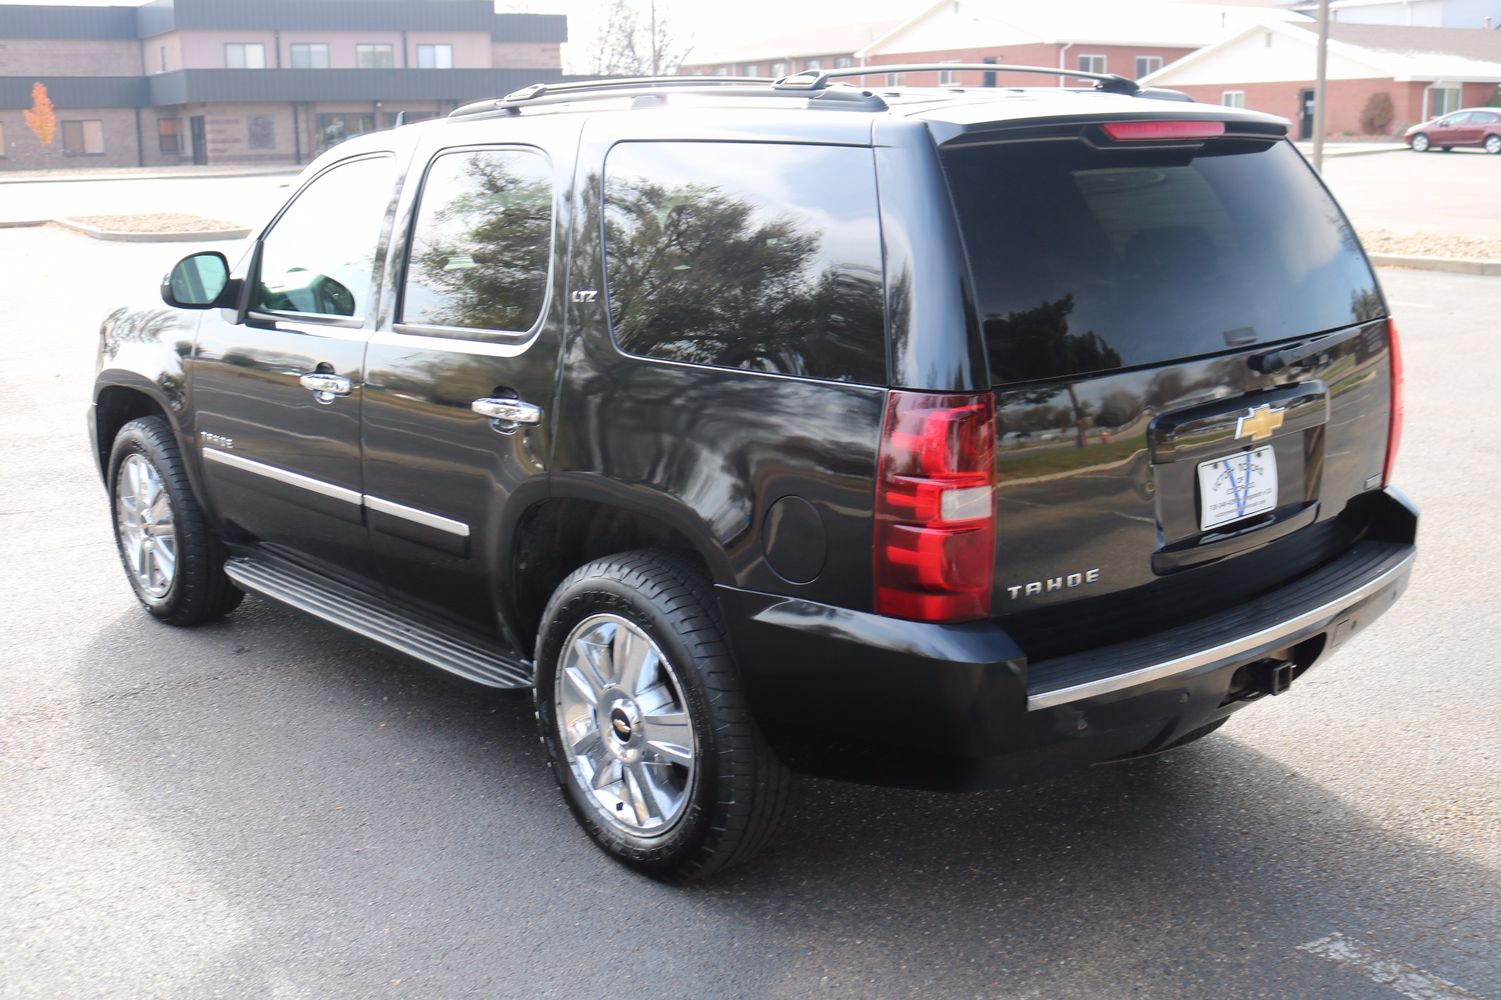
1383 318 1404 486
1100 120 1227 142
874 391 996 623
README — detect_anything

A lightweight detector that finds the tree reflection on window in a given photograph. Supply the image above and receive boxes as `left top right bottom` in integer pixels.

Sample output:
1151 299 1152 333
603 142 885 384
402 149 552 333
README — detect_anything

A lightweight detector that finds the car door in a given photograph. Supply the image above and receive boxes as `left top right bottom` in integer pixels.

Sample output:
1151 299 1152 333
1431 112 1466 146
1447 112 1482 146
360 121 577 639
189 151 401 581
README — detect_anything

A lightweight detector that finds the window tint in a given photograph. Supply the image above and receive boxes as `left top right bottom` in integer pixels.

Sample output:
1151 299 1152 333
256 155 396 319
401 148 553 334
942 139 1380 385
602 141 885 384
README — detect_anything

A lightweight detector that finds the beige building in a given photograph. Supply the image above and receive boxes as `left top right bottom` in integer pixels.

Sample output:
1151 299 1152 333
0 0 567 171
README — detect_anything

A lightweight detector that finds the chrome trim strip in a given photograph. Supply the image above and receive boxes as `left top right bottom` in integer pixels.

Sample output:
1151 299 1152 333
1026 551 1416 712
202 447 363 506
364 495 471 538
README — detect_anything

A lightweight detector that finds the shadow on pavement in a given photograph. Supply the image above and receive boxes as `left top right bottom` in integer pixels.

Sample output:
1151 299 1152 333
76 595 1501 998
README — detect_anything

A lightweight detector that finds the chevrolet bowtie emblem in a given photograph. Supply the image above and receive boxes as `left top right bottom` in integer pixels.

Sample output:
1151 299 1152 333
1235 404 1286 442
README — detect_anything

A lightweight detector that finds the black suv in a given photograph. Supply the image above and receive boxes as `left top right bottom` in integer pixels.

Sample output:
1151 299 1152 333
90 67 1417 881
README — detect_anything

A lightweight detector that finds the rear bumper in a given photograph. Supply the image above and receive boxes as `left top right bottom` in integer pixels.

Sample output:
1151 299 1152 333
720 488 1417 791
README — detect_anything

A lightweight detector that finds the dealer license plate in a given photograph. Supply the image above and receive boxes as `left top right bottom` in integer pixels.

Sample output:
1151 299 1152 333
1197 446 1278 532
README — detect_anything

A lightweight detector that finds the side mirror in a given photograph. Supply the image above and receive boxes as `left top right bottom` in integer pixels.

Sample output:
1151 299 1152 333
161 251 231 309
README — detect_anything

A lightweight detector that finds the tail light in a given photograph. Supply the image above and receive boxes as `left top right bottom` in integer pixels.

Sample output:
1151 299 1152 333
1383 318 1404 485
1100 120 1226 141
874 391 996 623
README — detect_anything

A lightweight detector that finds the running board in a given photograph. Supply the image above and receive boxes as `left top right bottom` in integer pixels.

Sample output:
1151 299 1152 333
224 556 532 689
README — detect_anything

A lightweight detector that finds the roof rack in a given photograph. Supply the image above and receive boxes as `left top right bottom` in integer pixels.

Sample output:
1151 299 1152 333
775 63 1140 96
447 62 1143 120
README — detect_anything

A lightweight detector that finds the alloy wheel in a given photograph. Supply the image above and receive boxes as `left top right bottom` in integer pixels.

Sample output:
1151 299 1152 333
554 613 697 837
115 453 177 599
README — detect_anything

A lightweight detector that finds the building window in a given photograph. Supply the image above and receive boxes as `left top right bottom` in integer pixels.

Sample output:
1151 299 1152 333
1222 91 1246 108
1077 54 1106 76
1136 56 1163 78
356 44 396 69
158 117 182 154
1265 32 1274 48
159 45 167 72
835 56 852 69
62 120 105 155
416 43 453 69
318 112 375 150
771 61 787 77
0 123 6 157
290 43 330 69
1426 84 1461 119
224 42 266 69
885 72 904 87
716 65 729 76
743 63 759 77
806 58 822 71
939 62 959 85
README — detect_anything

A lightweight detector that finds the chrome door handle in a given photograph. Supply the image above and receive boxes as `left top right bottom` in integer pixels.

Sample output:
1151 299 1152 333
472 397 543 427
299 372 352 404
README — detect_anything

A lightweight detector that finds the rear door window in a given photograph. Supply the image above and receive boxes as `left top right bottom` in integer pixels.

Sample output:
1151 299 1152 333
602 141 886 384
941 138 1382 385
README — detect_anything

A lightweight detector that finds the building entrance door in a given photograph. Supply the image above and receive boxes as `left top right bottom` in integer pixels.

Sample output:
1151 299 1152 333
189 115 207 165
1298 89 1315 140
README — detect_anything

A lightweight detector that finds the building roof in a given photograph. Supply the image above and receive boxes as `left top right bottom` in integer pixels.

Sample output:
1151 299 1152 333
855 0 1304 56
1141 16 1501 84
688 19 904 66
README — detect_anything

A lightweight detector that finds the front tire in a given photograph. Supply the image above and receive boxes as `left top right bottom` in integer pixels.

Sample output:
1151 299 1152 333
107 416 243 625
535 549 790 881
1411 133 1430 152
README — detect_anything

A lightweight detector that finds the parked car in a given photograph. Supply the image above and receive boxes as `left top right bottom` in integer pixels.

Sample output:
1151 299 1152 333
90 66 1416 881
1404 107 1501 153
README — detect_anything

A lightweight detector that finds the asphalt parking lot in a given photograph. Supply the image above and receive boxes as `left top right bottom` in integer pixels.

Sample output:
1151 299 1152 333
2 215 1499 997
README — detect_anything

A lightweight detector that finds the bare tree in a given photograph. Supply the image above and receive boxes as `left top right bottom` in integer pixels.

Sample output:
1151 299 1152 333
590 0 692 76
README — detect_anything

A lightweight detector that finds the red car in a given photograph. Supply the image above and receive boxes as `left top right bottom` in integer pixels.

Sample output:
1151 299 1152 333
1404 107 1501 153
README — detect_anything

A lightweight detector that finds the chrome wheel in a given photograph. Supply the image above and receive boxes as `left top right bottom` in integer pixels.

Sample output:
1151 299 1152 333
115 453 177 599
1486 135 1501 155
555 613 697 837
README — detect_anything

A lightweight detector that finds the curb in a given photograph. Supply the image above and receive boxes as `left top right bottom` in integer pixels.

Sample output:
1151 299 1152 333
53 218 252 243
0 219 48 229
1369 253 1501 276
0 168 300 186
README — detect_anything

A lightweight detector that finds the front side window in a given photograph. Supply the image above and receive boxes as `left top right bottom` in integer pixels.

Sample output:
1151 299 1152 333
225 43 266 69
62 120 105 155
401 148 553 334
603 141 886 384
290 43 330 69
157 117 181 154
356 44 396 69
255 155 397 319
416 43 453 69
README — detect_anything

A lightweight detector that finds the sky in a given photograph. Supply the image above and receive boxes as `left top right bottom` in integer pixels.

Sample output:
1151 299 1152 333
30 0 924 72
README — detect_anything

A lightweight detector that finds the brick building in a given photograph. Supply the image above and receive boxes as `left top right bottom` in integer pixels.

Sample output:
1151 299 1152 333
680 20 901 79
1140 19 1501 136
0 0 567 171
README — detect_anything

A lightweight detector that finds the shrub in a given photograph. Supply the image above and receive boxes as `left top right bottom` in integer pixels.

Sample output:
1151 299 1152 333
1360 91 1394 135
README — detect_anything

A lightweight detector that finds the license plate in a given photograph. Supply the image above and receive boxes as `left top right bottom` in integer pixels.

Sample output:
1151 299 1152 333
1197 446 1278 532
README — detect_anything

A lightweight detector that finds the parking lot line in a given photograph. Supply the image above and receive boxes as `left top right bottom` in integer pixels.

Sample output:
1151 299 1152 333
1298 933 1482 1000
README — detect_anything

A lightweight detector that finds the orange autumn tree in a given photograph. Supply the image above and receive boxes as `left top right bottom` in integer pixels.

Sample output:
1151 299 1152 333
23 82 57 146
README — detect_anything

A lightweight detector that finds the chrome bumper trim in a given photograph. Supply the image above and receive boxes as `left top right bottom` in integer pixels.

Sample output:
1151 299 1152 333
1026 550 1416 711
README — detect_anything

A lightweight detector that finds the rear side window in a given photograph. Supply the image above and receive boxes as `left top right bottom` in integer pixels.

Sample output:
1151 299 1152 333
401 147 553 335
942 139 1382 385
602 141 885 384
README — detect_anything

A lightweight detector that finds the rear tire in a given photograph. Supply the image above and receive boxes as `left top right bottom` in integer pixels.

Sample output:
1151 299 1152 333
534 549 790 881
1485 134 1501 155
108 416 243 626
1411 133 1430 152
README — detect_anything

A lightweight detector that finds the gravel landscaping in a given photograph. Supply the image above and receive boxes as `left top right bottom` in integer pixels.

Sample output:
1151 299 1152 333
63 212 243 233
1358 228 1501 262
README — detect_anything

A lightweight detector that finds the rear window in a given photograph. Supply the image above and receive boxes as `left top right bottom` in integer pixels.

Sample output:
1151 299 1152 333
602 141 886 384
941 138 1382 385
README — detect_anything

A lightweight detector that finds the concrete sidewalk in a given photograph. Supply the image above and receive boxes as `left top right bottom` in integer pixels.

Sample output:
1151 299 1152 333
0 163 302 185
1293 140 1408 158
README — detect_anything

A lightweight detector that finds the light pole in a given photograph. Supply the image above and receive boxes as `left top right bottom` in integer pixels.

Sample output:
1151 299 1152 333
1312 0 1330 171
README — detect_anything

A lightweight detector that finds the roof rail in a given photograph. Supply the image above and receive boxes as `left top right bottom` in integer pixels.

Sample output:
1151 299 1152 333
776 63 1141 96
450 76 775 118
